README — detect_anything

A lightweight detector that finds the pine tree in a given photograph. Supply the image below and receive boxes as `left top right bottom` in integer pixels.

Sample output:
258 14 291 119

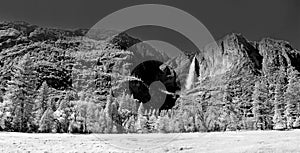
104 90 113 133
138 102 145 116
220 84 239 131
118 91 126 111
118 92 137 114
86 102 98 133
156 113 169 133
284 67 300 128
74 100 89 133
117 93 138 133
58 93 70 110
6 54 37 132
260 78 273 130
34 81 50 126
252 80 268 130
272 83 286 130
124 115 136 133
38 108 54 132
136 102 147 133
98 109 107 133
111 98 123 133
54 93 71 133
148 110 157 132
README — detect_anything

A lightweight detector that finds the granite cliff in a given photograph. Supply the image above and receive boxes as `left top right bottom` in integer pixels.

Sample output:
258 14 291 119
0 21 299 110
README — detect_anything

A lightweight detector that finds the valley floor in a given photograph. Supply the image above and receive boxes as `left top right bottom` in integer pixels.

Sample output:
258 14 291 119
0 130 300 153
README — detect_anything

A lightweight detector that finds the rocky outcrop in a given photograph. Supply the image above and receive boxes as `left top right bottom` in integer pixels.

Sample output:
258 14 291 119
164 54 192 88
259 38 300 75
198 33 262 78
0 28 21 41
166 33 300 84
164 33 300 108
108 32 170 69
164 33 264 91
0 22 85 91
0 21 87 52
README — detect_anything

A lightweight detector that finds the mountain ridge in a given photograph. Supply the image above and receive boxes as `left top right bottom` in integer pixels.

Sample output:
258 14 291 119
1 21 300 107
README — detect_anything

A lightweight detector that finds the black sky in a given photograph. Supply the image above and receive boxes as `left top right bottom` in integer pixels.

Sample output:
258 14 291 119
0 0 299 50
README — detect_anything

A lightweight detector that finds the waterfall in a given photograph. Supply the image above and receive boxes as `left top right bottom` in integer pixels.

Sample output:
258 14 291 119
185 56 196 90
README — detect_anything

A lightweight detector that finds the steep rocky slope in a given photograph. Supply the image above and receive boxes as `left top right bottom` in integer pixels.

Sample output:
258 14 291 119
0 21 175 106
167 33 299 90
259 38 300 76
0 21 299 109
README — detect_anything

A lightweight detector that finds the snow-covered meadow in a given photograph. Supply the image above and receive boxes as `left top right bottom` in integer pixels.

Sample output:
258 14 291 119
1 130 300 153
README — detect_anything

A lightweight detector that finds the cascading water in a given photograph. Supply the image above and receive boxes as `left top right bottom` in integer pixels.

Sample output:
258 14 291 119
185 56 196 90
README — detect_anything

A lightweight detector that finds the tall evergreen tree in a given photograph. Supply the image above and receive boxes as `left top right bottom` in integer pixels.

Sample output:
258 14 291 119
252 80 268 130
34 81 50 126
272 83 286 130
38 107 54 132
104 90 113 133
138 102 145 116
5 54 37 132
221 84 239 131
284 67 300 128
136 102 147 133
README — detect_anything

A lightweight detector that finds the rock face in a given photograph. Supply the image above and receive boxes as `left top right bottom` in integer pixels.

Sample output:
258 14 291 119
0 21 87 51
259 38 300 75
163 33 263 92
0 28 21 40
199 33 262 77
166 33 299 89
162 33 300 115
1 21 300 110
109 32 170 68
0 22 178 109
0 21 86 92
